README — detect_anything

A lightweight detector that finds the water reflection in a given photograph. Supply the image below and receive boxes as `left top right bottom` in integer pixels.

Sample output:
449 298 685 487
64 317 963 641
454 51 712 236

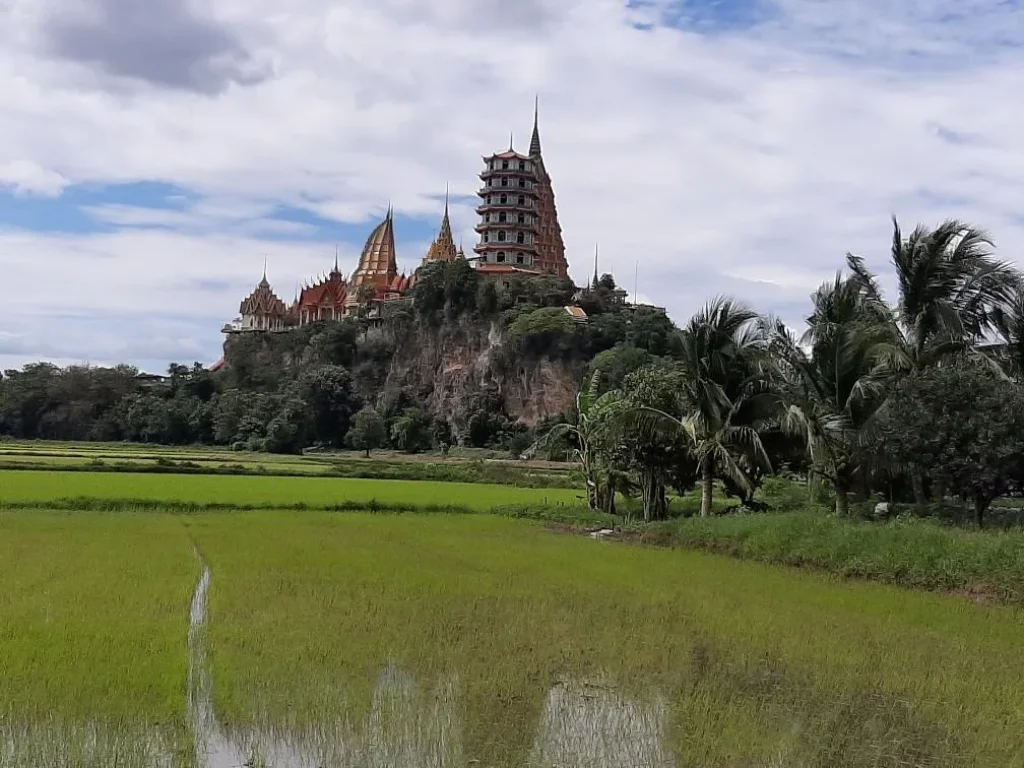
529 679 676 768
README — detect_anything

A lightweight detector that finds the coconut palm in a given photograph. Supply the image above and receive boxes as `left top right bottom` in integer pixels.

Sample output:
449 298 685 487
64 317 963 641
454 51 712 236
845 217 1020 504
767 275 895 516
642 298 775 517
846 216 1019 371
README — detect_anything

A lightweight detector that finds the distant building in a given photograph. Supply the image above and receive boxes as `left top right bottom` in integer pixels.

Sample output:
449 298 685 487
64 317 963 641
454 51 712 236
226 103 573 333
474 101 568 280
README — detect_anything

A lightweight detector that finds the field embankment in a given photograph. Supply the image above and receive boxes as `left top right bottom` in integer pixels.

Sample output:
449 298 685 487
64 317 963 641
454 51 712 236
627 510 1024 605
0 440 578 487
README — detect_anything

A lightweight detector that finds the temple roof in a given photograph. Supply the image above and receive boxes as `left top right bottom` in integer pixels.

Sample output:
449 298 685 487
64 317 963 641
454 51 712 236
240 273 288 317
423 191 459 264
351 206 398 287
298 267 348 310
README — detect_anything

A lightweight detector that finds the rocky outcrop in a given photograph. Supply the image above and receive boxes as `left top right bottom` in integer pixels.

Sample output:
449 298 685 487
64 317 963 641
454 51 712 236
385 317 584 433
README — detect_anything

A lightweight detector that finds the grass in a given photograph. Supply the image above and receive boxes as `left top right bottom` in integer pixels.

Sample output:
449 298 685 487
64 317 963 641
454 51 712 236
0 469 581 510
2 508 1023 765
0 511 196 765
185 512 1024 766
0 440 578 487
635 510 1024 604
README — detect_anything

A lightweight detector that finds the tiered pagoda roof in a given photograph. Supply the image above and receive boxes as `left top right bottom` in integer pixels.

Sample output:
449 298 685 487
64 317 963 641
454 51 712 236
239 273 288 318
297 259 348 315
423 191 460 264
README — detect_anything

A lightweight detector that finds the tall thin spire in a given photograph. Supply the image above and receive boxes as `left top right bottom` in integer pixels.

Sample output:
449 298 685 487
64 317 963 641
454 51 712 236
261 256 268 284
529 95 542 157
592 243 599 289
334 244 339 273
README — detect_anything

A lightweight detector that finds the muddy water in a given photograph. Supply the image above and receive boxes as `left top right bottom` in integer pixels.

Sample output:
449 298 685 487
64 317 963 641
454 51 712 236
184 558 674 768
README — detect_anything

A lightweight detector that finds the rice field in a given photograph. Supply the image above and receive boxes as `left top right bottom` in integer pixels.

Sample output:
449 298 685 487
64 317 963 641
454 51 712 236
2 504 1023 767
0 469 580 510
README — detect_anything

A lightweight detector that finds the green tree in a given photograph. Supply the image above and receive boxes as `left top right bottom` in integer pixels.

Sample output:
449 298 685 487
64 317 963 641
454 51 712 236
846 217 1020 504
347 407 387 457
883 362 1024 527
768 274 895 517
527 370 622 511
667 298 774 517
389 407 433 453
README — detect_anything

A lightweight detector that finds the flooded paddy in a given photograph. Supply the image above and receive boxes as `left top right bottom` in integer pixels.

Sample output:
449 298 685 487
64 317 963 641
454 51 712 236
2 509 1023 766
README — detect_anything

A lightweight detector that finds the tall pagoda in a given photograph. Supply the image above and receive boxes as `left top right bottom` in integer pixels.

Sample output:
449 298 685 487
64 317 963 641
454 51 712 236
473 100 568 278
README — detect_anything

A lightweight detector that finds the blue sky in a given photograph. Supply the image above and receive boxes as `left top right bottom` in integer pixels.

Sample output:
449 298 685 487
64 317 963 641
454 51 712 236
1 0 1023 372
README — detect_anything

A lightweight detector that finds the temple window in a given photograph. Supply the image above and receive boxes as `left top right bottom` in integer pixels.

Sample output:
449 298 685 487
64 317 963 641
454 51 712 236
499 194 507 204
517 195 525 206
518 161 525 170
516 254 525 264
518 178 526 188
517 213 525 224
498 212 507 223
501 177 509 187
502 160 509 169
516 232 525 244
497 231 507 242
497 252 506 262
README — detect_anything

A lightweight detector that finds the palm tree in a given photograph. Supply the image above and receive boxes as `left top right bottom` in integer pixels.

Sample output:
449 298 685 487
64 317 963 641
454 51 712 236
767 275 895 517
847 216 1019 371
846 217 1020 505
525 370 621 511
643 298 775 517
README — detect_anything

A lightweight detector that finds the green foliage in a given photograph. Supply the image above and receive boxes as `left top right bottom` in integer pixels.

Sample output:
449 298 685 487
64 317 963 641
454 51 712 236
347 407 387 457
657 509 1024 604
505 307 577 356
389 407 433 453
882 362 1024 525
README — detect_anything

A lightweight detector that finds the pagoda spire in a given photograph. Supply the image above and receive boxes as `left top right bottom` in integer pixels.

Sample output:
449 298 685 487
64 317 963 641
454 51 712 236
529 95 542 157
333 244 340 273
592 243 599 289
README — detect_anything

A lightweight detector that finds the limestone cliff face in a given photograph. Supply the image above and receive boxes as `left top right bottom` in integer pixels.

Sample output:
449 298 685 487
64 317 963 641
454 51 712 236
384 318 583 433
223 315 585 439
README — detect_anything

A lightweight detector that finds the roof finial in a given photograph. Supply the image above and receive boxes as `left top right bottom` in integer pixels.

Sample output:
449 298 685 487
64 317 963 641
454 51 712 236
444 183 449 215
530 94 542 157
261 256 268 285
334 244 339 272
386 200 393 221
508 130 514 151
592 243 599 289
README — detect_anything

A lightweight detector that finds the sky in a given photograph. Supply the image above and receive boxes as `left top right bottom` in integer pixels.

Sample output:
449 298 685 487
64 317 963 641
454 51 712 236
1 0 1023 373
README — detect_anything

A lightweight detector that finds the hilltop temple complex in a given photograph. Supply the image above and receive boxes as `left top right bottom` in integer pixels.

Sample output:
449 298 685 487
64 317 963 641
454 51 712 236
228 104 570 333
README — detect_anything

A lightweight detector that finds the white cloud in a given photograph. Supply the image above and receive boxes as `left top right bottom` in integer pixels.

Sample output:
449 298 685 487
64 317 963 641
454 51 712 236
0 159 69 196
1 0 1023 367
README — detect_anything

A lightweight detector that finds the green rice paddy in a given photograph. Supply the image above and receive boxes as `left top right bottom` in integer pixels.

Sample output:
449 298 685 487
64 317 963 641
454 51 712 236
0 469 580 510
2 449 1024 766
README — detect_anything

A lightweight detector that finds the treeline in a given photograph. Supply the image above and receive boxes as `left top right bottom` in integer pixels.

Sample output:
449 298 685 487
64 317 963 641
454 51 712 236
0 261 676 454
555 217 1024 527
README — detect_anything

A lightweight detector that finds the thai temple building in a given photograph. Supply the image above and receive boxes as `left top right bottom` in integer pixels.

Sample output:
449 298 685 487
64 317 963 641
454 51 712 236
227 104 568 334
474 100 568 279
